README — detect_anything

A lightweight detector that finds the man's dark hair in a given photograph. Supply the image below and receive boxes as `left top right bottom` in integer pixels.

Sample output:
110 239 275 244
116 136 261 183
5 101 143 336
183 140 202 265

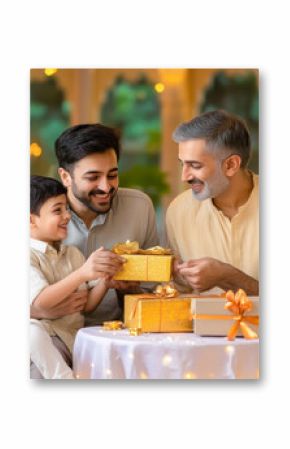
172 109 251 167
55 123 121 171
30 175 67 215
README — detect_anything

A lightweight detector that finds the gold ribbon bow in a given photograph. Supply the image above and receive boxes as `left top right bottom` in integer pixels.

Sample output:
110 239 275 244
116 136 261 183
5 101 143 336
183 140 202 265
224 289 259 340
153 284 178 298
112 240 172 255
128 284 179 334
130 284 178 320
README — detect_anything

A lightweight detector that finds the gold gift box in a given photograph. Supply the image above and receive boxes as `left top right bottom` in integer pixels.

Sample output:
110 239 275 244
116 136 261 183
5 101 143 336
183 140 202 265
113 254 173 282
124 294 192 332
191 296 259 337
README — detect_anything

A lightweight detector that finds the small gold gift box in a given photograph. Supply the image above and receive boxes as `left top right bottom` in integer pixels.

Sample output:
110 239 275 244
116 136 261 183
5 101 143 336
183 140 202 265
124 293 192 332
113 254 172 282
191 295 259 337
112 241 173 282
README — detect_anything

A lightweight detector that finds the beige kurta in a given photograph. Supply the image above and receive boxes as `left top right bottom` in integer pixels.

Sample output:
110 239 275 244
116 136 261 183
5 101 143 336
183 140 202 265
166 173 259 282
63 187 159 325
30 239 87 352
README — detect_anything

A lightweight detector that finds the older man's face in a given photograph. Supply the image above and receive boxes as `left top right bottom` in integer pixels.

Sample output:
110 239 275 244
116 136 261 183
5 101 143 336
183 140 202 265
178 139 229 201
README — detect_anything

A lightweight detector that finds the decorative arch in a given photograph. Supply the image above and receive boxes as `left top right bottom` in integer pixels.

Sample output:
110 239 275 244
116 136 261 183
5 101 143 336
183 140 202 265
200 71 259 173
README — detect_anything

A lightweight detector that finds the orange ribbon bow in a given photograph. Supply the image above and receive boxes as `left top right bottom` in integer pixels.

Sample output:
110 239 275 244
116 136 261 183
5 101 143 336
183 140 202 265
224 289 259 340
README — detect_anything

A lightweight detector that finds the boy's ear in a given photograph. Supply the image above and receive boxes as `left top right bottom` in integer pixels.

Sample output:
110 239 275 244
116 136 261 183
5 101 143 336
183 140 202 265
58 168 71 188
30 213 37 226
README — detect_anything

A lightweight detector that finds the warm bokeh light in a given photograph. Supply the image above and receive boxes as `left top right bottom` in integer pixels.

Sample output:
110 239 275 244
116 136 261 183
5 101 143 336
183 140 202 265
44 68 58 77
30 142 42 157
162 354 172 366
154 82 165 93
225 345 235 355
183 371 197 379
159 69 187 85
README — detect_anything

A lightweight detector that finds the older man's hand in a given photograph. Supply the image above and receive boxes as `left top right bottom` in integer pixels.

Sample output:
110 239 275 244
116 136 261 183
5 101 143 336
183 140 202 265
176 257 226 292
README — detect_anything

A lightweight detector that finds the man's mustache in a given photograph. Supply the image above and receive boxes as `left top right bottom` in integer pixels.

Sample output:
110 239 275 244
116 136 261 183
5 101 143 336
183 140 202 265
187 178 204 186
90 187 116 196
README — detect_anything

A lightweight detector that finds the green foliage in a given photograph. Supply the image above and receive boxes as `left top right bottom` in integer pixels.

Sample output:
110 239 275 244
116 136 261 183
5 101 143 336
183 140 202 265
30 77 70 177
200 71 259 173
119 164 170 208
101 74 168 207
101 75 161 153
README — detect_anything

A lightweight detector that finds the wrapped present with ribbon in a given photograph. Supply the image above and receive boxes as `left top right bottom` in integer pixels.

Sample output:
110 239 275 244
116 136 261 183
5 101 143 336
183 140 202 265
191 289 259 340
124 284 193 333
112 240 173 282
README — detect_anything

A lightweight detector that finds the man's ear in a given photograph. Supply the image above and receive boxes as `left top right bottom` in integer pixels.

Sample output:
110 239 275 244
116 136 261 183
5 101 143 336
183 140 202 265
223 154 242 177
58 167 72 188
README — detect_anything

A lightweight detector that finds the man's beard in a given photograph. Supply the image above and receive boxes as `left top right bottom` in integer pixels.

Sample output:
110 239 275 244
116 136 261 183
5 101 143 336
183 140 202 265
71 182 117 214
188 163 230 201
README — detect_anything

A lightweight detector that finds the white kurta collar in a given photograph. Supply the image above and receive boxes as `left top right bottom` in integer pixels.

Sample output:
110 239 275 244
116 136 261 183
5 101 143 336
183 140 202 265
30 238 65 255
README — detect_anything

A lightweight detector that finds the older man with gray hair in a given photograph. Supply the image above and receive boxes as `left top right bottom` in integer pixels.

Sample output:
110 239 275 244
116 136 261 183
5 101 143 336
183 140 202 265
166 109 259 295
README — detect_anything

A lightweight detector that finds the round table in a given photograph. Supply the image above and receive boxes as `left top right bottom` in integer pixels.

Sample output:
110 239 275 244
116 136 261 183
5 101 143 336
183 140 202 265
73 326 259 379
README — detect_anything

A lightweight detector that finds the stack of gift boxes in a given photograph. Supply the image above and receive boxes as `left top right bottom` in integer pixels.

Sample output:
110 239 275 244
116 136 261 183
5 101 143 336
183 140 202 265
110 241 259 340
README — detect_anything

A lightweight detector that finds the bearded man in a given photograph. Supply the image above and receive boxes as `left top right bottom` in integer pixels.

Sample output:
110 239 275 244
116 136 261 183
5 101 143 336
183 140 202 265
31 123 159 327
166 110 259 295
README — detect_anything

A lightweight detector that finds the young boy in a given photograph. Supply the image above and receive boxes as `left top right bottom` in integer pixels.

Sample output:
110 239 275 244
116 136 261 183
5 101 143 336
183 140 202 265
30 175 124 379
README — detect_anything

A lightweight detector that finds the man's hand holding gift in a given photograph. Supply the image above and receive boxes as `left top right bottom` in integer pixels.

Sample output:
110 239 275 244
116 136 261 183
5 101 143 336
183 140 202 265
175 257 226 293
174 257 259 296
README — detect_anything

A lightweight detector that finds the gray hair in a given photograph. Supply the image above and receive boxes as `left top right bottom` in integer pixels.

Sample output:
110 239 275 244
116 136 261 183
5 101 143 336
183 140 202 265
172 109 251 167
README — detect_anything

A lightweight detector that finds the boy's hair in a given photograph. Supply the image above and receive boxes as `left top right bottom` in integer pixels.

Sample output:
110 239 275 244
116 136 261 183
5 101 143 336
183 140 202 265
55 123 121 171
172 109 251 167
30 175 67 215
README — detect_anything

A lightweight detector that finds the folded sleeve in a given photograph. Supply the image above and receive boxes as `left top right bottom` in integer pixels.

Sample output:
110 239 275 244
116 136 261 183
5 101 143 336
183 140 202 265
30 262 49 305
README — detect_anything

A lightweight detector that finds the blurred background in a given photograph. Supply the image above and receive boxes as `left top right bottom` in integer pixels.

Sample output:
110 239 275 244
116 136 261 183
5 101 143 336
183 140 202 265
30 68 259 235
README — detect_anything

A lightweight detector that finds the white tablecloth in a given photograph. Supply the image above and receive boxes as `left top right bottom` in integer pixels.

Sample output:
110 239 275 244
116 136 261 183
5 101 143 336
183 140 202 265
73 327 259 380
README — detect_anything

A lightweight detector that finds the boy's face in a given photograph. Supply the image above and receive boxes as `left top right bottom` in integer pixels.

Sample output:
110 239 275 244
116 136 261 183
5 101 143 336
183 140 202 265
30 194 71 244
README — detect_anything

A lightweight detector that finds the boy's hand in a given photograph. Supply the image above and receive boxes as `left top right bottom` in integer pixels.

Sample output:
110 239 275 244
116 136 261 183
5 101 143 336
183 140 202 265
80 247 125 281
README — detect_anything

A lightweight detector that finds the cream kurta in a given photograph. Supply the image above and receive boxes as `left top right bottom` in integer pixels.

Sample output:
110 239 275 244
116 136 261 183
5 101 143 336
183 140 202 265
30 239 86 352
166 173 259 282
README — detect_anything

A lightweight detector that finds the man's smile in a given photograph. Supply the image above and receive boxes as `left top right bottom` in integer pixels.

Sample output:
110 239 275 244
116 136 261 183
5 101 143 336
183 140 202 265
188 179 204 193
191 183 204 192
